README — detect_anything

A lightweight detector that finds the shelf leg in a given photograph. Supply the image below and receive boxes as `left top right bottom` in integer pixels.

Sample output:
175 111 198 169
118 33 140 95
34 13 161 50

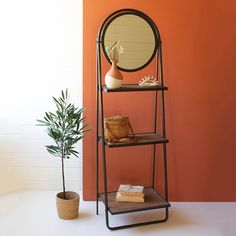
152 88 158 189
101 144 110 229
163 143 169 202
152 144 157 188
96 99 99 215
165 207 169 221
96 152 99 215
96 42 100 216
96 123 99 215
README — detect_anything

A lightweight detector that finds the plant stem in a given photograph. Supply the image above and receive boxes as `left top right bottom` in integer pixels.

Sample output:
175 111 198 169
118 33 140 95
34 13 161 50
61 155 66 199
61 97 67 199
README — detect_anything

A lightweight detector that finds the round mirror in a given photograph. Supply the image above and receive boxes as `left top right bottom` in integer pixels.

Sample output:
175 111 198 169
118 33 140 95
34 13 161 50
102 13 158 72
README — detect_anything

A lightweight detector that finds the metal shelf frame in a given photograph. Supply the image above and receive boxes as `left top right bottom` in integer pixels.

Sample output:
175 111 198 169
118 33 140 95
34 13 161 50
96 8 170 230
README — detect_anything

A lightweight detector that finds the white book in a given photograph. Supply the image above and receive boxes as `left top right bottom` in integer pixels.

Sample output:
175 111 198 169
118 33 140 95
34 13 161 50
118 184 144 195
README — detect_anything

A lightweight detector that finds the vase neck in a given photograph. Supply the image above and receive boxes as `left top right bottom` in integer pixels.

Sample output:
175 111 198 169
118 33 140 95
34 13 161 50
111 60 118 67
107 60 123 80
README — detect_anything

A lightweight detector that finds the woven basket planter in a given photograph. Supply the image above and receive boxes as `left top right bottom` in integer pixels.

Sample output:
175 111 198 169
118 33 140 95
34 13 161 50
56 191 80 220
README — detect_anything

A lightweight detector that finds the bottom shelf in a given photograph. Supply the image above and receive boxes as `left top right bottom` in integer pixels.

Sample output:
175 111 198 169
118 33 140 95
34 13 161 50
99 188 170 215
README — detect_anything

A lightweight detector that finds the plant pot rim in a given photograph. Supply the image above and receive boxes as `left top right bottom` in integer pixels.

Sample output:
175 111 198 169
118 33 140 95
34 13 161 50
56 191 80 201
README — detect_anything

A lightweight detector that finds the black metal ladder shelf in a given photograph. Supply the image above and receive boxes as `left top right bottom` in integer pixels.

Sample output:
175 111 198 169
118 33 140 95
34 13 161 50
96 8 170 230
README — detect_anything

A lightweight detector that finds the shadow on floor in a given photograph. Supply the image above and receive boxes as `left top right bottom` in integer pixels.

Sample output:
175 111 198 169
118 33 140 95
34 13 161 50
77 211 93 220
133 209 194 233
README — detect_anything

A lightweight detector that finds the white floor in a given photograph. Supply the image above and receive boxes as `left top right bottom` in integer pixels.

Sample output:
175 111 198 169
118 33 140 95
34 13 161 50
0 191 236 236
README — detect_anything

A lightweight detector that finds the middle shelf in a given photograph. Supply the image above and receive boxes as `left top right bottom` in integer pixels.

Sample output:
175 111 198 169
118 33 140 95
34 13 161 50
102 84 168 93
98 133 169 148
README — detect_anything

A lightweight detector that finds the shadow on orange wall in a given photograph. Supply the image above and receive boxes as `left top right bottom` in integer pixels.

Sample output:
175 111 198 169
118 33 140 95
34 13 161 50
83 0 236 201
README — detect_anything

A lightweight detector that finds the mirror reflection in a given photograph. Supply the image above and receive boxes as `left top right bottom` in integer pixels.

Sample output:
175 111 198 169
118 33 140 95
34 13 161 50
103 14 156 71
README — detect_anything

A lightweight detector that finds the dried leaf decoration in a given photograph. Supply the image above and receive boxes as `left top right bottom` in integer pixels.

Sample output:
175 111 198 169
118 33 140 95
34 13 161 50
106 41 124 63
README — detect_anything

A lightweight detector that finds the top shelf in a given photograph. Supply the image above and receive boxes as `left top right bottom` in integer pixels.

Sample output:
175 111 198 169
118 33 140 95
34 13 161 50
102 84 168 93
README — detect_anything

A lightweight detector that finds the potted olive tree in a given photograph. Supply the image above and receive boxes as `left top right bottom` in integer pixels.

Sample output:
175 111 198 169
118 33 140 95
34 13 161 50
37 89 87 220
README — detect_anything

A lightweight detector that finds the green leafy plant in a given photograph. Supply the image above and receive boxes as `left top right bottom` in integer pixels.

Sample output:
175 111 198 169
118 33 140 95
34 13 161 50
37 89 87 199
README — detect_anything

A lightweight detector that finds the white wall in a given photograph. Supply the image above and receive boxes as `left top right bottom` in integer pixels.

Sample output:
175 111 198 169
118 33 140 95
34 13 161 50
0 0 83 194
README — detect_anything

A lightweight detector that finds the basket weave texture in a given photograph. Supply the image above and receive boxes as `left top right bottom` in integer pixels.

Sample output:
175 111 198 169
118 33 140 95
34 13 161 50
104 116 129 141
56 191 80 220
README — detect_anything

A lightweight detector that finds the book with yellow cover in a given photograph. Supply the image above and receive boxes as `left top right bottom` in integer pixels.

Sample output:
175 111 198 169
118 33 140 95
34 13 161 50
116 192 144 203
116 184 145 202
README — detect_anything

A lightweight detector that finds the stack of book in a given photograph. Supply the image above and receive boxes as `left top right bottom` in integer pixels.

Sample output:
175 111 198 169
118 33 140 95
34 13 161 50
116 184 144 203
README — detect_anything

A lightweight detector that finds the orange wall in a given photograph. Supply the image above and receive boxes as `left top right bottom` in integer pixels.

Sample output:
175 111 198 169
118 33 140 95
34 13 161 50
83 0 236 201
